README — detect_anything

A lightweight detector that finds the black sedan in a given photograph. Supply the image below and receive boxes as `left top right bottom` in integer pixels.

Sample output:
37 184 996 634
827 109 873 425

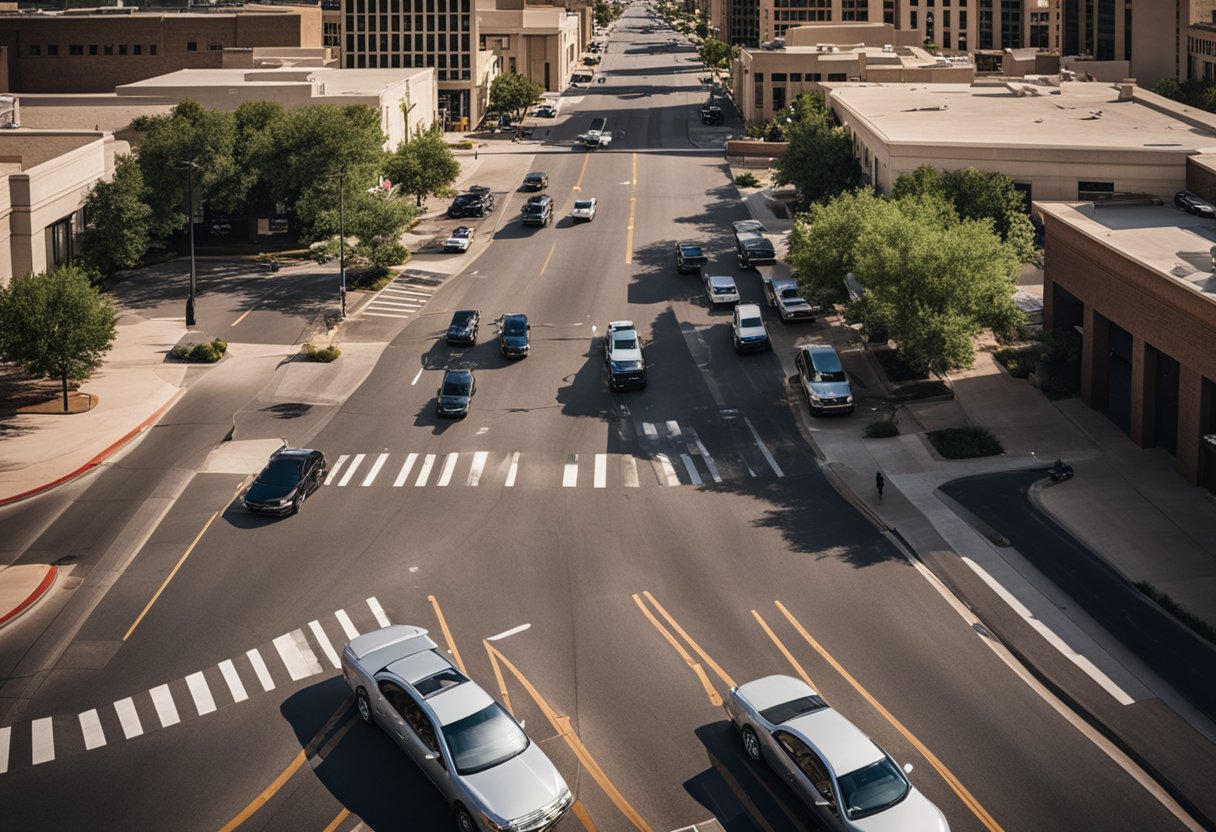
499 313 531 358
446 309 480 345
1174 190 1215 217
242 447 327 516
521 172 549 191
436 368 476 418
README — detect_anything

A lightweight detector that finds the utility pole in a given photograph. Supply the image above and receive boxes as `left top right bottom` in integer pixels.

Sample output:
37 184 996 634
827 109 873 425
339 168 347 318
181 160 199 328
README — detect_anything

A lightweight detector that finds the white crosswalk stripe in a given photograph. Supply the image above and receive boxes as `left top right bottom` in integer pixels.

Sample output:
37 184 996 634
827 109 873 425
363 278 436 319
219 660 248 704
31 718 54 765
655 453 679 486
309 620 341 669
681 453 703 485
186 672 217 716
467 452 488 486
0 725 10 774
622 454 640 487
361 453 389 486
273 630 323 682
114 697 143 739
324 454 350 485
337 453 365 487
415 454 436 486
336 609 360 640
368 596 391 628
246 648 276 692
563 454 579 487
594 453 607 488
393 453 418 487
149 685 180 728
437 452 458 486
505 452 520 487
79 709 106 750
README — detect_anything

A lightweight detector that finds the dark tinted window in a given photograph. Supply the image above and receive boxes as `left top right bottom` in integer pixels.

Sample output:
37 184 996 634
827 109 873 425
837 757 910 819
809 350 846 381
415 667 467 697
680 244 703 257
503 317 527 335
451 311 475 326
260 458 305 486
445 703 529 775
760 694 828 724
441 375 472 396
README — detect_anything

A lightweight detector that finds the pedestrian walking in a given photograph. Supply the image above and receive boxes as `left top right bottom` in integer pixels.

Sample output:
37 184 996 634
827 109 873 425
875 471 885 499
474 146 478 160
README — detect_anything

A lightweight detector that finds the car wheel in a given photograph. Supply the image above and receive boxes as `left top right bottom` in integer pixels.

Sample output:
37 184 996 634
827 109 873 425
454 805 478 832
355 688 373 725
741 725 762 762
291 493 303 515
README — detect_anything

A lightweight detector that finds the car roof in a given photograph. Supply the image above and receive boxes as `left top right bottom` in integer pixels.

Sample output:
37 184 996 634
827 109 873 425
503 312 527 321
736 303 762 316
733 219 767 233
386 648 453 685
736 674 818 711
786 708 885 775
443 368 473 379
708 274 736 286
429 677 495 727
273 447 315 459
741 234 773 247
452 309 477 320
678 241 702 249
347 624 437 666
768 277 798 288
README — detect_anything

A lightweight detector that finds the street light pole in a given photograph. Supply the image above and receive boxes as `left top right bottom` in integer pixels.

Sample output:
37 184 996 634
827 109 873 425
181 161 198 328
338 168 347 318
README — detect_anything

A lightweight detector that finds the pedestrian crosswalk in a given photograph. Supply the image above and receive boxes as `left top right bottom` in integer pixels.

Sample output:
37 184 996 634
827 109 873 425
0 597 393 775
360 274 437 319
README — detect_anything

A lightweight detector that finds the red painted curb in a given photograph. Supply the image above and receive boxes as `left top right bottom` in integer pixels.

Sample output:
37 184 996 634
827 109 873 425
0 389 185 509
0 565 58 628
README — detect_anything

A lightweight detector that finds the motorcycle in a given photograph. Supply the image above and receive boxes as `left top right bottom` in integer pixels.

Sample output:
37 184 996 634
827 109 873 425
1048 459 1074 482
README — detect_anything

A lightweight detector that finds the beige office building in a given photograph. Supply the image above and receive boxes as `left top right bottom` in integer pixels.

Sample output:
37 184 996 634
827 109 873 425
477 1 580 91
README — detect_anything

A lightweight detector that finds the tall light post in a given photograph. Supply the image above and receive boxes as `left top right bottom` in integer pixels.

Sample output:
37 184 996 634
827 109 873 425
338 167 347 318
180 160 199 328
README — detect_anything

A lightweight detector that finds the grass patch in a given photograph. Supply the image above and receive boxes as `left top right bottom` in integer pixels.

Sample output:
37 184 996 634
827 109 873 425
927 426 1003 459
450 140 474 150
864 418 899 438
872 347 927 383
891 380 951 402
1135 581 1216 646
345 267 392 291
994 346 1038 379
734 171 761 187
170 338 228 363
302 344 341 363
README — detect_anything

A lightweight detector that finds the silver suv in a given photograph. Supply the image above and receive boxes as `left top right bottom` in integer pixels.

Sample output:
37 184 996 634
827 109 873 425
796 344 853 415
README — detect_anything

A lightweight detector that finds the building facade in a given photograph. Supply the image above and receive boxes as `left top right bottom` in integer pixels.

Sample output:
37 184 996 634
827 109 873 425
477 2 579 91
892 0 1061 55
0 5 321 94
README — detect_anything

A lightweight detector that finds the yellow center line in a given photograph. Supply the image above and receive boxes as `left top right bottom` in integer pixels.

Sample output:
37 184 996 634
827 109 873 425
571 800 599 832
484 641 653 832
774 601 1004 832
625 152 637 264
427 594 466 674
232 281 287 327
321 808 349 832
483 640 514 715
539 240 558 277
750 609 817 692
124 477 250 642
632 594 721 707
642 591 736 689
573 151 592 192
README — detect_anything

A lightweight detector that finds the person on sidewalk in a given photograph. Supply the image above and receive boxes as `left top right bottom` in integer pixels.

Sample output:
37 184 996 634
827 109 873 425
876 471 885 499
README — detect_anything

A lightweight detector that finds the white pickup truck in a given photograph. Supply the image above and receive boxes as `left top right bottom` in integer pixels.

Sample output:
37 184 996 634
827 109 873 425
580 116 613 148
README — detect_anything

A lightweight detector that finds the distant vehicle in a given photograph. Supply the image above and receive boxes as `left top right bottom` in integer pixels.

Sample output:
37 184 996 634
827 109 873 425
1174 190 1215 217
796 345 854 415
242 447 327 516
572 71 594 84
726 675 949 832
521 171 549 191
675 241 708 273
763 276 815 321
732 219 768 235
445 309 480 345
583 54 601 65
699 104 724 125
604 320 646 390
209 222 232 236
442 226 475 253
534 104 558 118
582 116 612 148
571 198 598 222
447 191 494 218
499 313 531 358
342 625 574 832
736 231 777 269
732 304 771 352
703 271 740 306
436 368 476 418
521 195 554 227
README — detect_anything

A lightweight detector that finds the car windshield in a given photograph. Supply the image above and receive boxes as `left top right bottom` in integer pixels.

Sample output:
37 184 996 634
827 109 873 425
680 245 703 257
575 200 594 210
442 376 472 396
445 702 530 775
758 695 828 724
453 195 475 205
526 172 544 180
612 336 638 350
259 458 303 487
451 312 474 327
740 316 763 329
503 318 528 336
779 287 802 300
836 757 910 820
452 229 471 238
811 351 846 381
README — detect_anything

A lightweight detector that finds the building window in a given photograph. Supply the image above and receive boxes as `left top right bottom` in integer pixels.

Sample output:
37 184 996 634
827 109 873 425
187 41 198 51
133 44 142 55
1078 181 1114 200
104 45 113 55
827 73 847 81
89 44 98 55
118 44 127 56
46 216 74 268
47 44 59 56
790 72 802 81
28 45 40 56
208 42 223 51
772 72 787 82
150 44 157 56
69 44 84 56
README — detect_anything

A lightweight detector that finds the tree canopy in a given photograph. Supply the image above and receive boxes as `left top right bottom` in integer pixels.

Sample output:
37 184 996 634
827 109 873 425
0 265 118 411
772 92 858 205
698 38 737 69
489 73 545 127
77 154 152 277
385 126 461 207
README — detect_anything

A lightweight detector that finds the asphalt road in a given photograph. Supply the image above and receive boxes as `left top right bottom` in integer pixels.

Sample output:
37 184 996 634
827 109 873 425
0 4 1203 832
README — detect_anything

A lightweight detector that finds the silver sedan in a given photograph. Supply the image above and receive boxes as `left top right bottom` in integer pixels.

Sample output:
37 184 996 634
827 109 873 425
725 674 950 831
342 625 573 832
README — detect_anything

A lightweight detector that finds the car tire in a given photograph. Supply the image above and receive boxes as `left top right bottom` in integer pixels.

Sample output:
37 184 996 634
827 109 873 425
741 725 762 762
454 805 477 832
291 493 303 515
355 688 373 725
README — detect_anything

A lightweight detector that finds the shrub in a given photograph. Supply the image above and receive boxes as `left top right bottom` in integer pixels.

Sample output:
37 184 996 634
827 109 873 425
303 343 341 362
994 346 1036 379
346 267 391 291
864 418 899 438
211 338 228 355
1135 581 1216 646
451 140 474 150
927 426 1003 458
169 344 191 360
734 171 761 187
171 338 227 363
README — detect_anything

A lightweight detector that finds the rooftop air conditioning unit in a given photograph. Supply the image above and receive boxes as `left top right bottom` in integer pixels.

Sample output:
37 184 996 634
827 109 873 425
882 44 894 53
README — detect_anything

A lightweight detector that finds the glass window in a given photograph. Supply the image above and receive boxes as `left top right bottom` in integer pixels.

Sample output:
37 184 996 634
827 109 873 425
89 44 98 55
790 72 802 81
1078 181 1114 200
133 44 142 55
186 41 197 51
29 44 41 56
836 757 911 820
69 44 84 56
47 44 59 56
118 44 127 56
444 703 529 775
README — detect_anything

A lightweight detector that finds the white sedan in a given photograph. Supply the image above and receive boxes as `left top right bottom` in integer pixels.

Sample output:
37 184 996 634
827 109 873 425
443 226 474 253
571 198 598 222
703 272 739 306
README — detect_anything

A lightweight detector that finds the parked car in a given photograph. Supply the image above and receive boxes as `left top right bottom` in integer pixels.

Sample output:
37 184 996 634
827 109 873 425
534 104 558 118
583 54 601 65
447 191 494 219
703 271 740 306
443 226 475 253
521 171 549 191
1174 190 1216 217
242 447 327 516
571 198 598 222
763 276 815 322
604 320 646 389
436 368 476 418
732 219 768 235
725 675 949 832
342 625 574 832
445 309 480 345
699 105 724 125
796 344 854 415
675 241 708 273
521 195 554 227
732 304 771 352
736 231 777 269
499 313 531 358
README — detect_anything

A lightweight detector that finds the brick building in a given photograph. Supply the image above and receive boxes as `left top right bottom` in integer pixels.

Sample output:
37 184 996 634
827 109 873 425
0 5 322 94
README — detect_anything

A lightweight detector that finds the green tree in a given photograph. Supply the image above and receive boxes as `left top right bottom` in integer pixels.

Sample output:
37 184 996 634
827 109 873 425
385 126 461 206
593 1 622 28
489 72 545 127
1153 77 1184 102
787 189 892 306
1203 85 1216 114
0 266 118 411
308 188 417 271
772 112 859 205
231 100 288 227
698 38 738 69
76 154 152 276
695 21 709 38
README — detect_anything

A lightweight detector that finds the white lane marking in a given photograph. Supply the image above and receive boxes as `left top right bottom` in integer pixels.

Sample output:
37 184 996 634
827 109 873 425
186 672 217 716
681 453 703 485
324 454 350 485
411 368 424 386
0 725 9 774
31 718 54 765
666 420 682 438
563 454 579 487
380 287 433 297
337 453 366 487
437 452 459 487
336 609 360 641
622 454 640 488
361 453 389 486
594 453 607 488
79 709 106 750
367 299 422 309
149 684 181 728
114 697 144 739
962 557 1136 704
218 660 249 703
273 631 323 682
486 623 531 641
368 597 391 628
362 312 413 319
642 422 658 440
743 416 784 477
415 454 436 486
656 452 679 486
309 620 341 668
505 452 520 487
692 433 723 483
246 648 276 692
468 452 488 486
393 453 418 487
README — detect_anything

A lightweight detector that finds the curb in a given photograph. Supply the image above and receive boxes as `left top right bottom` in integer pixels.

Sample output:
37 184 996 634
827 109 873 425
0 387 186 509
0 565 58 628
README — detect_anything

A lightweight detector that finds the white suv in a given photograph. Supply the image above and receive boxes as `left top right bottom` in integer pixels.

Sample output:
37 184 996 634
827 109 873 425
732 304 771 352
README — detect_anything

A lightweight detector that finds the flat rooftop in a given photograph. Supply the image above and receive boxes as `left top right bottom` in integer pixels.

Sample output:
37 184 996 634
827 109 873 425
117 67 430 97
1036 201 1216 301
0 132 100 169
828 82 1216 151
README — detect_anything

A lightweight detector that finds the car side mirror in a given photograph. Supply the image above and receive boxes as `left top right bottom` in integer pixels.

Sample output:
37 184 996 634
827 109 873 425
437 388 442 396
424 752 439 761
903 762 914 774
